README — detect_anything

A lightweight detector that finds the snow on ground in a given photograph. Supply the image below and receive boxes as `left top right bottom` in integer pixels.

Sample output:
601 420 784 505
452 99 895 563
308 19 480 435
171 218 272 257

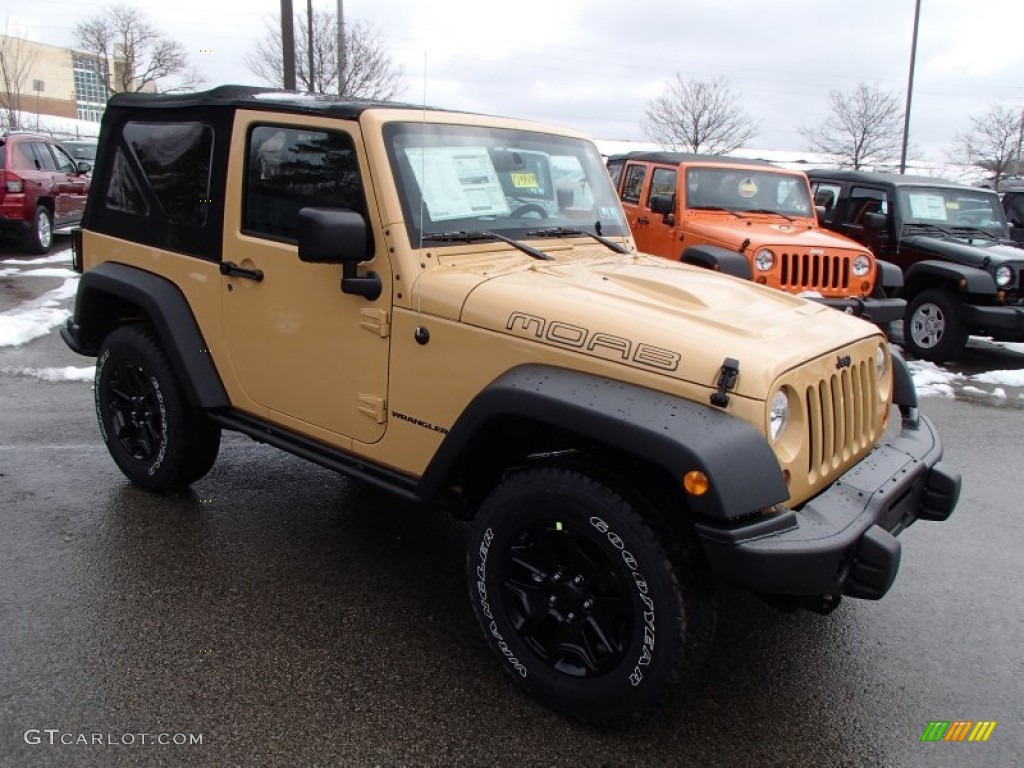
970 369 1024 388
2 365 94 382
20 267 78 279
906 359 963 398
0 277 78 347
1 250 72 266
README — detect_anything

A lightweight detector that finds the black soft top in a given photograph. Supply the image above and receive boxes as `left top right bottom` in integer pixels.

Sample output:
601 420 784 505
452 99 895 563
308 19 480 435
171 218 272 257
608 151 774 168
805 168 976 189
107 84 439 118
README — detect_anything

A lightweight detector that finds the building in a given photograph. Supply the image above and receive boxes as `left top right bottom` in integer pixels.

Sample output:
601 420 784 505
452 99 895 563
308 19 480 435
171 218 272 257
0 34 114 129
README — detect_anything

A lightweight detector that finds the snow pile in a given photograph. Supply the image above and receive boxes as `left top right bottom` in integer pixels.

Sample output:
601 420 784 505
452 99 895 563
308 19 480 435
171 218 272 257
3 365 94 382
0 277 78 347
970 369 1024 388
907 359 962 398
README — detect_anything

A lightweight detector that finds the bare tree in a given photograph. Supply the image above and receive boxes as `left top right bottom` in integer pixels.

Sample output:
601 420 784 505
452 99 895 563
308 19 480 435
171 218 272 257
0 25 38 129
643 75 758 155
246 11 405 100
800 83 903 170
74 5 202 95
949 102 1024 189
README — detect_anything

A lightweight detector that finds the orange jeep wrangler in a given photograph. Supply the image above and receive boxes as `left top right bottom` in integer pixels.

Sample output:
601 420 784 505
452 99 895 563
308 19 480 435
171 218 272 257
607 152 904 325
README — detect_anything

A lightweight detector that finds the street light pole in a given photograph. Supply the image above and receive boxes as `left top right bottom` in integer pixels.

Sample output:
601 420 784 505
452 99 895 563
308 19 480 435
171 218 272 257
281 0 297 90
899 0 921 175
306 0 315 93
337 0 344 96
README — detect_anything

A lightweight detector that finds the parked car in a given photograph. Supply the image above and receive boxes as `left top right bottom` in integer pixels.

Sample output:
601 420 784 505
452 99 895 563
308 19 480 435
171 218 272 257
808 170 1024 362
60 139 99 168
1002 186 1024 243
606 152 904 326
62 86 958 724
0 131 91 253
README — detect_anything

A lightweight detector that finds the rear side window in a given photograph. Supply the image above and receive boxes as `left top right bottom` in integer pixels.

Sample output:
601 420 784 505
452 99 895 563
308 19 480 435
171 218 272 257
244 125 365 241
106 148 149 216
621 164 647 204
122 122 213 226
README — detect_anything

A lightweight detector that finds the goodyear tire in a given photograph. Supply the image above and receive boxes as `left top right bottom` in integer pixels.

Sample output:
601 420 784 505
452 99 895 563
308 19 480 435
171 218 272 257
467 466 714 724
95 324 220 491
904 289 968 363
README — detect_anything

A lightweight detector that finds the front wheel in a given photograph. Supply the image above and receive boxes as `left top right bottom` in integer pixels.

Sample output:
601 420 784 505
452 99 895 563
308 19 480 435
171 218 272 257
95 324 221 490
467 467 715 725
904 289 968 363
25 206 54 254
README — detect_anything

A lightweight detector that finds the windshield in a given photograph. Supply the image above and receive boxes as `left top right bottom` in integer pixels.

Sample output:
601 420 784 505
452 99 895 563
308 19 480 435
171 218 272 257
898 186 1008 235
685 167 813 216
383 122 628 246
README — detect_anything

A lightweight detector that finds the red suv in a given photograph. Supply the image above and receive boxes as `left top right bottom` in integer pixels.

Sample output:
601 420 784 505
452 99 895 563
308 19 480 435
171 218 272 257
0 132 91 253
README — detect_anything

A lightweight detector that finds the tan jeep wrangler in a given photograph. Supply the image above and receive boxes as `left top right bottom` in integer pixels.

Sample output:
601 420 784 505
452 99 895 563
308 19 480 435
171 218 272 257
607 152 905 326
62 86 959 725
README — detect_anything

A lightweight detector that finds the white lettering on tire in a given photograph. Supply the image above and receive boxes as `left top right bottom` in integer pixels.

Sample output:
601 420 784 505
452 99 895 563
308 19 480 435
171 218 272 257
589 516 656 687
475 527 528 678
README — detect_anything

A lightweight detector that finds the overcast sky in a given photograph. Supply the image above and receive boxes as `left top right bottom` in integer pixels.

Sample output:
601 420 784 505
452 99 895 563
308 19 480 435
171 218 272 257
6 0 1023 161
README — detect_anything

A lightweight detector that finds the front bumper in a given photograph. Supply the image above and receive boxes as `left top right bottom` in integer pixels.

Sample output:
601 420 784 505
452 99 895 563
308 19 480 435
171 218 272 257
695 408 959 600
813 296 906 325
961 302 1024 336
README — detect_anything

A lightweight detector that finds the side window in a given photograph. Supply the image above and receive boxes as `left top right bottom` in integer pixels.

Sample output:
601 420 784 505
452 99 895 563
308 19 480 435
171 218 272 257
620 164 647 204
647 167 677 206
845 187 889 225
122 122 213 226
29 142 58 171
811 182 842 219
606 160 625 191
244 125 365 240
106 148 149 216
49 143 78 174
10 142 36 170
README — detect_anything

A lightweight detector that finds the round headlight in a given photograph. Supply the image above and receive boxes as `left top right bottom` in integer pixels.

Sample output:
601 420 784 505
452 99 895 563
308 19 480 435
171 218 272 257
874 345 887 380
995 264 1013 288
769 389 789 442
853 254 871 277
754 249 775 272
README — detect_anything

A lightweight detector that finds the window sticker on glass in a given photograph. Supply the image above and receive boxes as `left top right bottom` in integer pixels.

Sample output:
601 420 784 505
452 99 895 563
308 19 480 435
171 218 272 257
404 147 510 221
738 178 758 198
907 193 948 221
511 172 539 189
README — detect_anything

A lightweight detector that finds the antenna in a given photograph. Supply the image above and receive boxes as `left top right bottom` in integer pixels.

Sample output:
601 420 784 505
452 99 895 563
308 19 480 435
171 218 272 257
415 52 427 321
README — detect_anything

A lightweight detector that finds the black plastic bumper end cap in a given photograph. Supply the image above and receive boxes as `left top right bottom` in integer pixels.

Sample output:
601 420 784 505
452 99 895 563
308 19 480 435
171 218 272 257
845 525 901 600
919 462 960 522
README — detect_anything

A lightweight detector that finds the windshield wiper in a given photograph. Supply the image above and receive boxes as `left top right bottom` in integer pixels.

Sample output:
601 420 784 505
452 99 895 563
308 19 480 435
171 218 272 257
690 205 746 219
950 225 1001 240
525 226 629 254
420 230 553 260
902 222 956 238
747 208 795 222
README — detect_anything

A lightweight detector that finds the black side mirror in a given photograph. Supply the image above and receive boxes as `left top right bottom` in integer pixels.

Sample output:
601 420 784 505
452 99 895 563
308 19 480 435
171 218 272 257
297 207 380 300
814 205 827 221
649 194 674 215
76 161 92 174
863 212 888 231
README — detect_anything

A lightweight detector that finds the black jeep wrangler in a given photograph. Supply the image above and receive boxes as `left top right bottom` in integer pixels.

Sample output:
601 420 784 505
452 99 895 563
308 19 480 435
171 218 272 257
809 170 1024 362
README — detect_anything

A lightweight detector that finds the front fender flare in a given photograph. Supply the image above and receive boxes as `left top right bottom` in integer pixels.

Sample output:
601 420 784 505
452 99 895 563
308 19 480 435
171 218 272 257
418 365 788 520
680 244 753 281
905 260 996 295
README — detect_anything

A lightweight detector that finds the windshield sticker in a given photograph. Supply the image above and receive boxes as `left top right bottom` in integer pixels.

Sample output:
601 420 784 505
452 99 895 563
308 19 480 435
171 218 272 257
404 147 510 221
907 193 948 221
511 172 539 190
738 178 758 198
945 201 960 210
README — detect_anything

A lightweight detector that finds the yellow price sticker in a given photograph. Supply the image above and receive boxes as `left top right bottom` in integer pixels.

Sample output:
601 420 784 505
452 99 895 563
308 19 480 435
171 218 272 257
511 172 539 189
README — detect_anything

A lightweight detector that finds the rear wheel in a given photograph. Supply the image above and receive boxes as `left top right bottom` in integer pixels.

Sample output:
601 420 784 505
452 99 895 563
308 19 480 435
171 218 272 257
467 466 715 724
904 288 968 362
25 206 53 254
95 324 220 490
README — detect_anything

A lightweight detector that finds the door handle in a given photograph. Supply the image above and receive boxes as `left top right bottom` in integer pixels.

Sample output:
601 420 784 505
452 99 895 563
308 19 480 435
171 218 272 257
637 216 649 225
220 261 264 282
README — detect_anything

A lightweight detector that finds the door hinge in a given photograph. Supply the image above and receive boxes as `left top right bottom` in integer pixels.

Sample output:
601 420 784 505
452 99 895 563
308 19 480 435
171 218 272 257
358 395 387 423
360 308 390 338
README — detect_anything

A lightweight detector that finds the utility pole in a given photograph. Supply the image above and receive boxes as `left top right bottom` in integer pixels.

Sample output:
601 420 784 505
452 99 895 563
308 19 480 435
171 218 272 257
899 0 921 174
1017 103 1023 177
337 0 345 97
306 0 315 93
281 0 296 90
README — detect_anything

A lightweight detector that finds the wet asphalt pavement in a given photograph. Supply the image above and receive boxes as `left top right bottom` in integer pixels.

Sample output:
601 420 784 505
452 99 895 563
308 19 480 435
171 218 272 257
2 245 1023 767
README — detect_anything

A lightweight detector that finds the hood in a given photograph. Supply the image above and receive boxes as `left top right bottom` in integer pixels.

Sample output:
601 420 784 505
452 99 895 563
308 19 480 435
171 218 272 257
425 251 880 400
904 233 1024 264
686 215 866 252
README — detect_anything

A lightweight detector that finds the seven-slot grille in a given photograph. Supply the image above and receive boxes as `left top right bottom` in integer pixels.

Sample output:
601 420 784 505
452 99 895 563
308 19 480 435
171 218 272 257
780 252 851 291
804 356 880 482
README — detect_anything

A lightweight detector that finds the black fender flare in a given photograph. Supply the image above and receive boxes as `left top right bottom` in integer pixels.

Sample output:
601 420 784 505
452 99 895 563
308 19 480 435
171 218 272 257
876 259 903 291
418 365 788 520
62 262 229 409
904 260 996 296
680 244 753 280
